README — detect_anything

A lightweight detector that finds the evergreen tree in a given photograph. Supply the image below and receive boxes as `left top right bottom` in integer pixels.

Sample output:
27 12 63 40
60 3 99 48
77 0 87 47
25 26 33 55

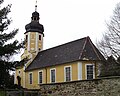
99 56 120 77
0 0 23 88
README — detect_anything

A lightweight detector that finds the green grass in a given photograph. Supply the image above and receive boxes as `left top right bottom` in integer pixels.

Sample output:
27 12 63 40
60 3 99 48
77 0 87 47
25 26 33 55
0 91 6 96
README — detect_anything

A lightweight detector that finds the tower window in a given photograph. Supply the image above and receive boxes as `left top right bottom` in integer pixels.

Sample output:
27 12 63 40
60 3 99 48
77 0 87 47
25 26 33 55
39 35 41 40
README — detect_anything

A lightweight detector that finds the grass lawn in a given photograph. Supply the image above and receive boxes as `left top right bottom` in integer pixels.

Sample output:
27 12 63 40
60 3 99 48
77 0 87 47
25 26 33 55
0 91 5 96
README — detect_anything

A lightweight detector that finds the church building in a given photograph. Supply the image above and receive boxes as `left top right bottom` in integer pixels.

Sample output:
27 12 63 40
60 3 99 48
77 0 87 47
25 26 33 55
15 5 105 89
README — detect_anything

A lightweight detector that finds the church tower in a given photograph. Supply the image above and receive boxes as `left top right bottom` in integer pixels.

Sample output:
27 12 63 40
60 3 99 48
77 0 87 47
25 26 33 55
22 4 44 60
15 2 44 88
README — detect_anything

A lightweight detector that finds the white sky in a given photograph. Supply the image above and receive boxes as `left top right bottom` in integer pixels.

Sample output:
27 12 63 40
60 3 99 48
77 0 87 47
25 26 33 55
3 0 120 60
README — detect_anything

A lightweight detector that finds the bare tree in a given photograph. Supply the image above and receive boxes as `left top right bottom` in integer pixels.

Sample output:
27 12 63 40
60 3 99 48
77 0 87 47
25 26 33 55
97 3 120 58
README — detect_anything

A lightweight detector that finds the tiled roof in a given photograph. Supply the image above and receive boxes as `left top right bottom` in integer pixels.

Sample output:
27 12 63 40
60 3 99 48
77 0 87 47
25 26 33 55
25 36 105 71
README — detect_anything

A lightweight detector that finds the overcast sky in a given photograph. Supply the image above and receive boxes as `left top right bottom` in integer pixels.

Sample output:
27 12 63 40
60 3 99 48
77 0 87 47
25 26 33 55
4 0 120 60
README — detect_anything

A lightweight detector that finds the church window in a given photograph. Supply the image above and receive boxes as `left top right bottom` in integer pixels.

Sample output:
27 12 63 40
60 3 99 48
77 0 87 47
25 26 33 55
29 72 33 84
50 68 56 83
86 64 94 80
64 66 72 82
38 71 43 84
39 35 41 40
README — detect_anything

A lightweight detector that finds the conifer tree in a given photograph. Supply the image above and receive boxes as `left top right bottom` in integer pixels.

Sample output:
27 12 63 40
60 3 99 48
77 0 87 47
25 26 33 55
0 0 23 88
99 56 120 77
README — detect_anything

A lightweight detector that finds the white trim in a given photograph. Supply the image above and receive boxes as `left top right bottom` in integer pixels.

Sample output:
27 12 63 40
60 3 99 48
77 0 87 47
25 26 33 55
23 64 26 87
85 64 95 80
38 70 43 84
50 68 56 83
64 65 72 82
24 64 26 70
28 32 30 52
41 34 43 50
78 62 82 80
28 72 33 84
14 71 16 84
23 71 25 88
36 32 38 52
97 62 101 77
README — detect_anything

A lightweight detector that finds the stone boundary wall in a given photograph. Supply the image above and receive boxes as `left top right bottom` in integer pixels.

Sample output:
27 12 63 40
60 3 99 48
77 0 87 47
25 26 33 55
4 89 41 96
40 76 120 96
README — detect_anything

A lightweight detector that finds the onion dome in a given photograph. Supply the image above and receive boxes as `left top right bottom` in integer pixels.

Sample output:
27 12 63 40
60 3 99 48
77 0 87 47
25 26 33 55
32 11 39 20
25 11 44 34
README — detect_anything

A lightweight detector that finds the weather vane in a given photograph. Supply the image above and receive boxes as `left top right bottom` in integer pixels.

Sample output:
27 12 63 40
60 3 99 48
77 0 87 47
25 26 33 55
35 0 37 11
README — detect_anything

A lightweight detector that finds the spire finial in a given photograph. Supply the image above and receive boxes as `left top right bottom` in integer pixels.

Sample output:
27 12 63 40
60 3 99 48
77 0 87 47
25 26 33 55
35 0 37 11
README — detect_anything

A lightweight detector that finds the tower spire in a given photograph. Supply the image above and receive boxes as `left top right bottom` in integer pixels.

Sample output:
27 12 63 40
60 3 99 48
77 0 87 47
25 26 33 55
35 0 37 11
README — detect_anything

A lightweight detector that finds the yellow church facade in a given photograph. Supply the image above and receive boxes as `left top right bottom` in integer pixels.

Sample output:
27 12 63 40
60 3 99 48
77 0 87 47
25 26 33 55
16 60 99 89
15 8 105 89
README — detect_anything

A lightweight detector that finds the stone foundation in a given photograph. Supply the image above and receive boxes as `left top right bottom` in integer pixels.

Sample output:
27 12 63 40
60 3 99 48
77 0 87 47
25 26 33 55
40 76 120 96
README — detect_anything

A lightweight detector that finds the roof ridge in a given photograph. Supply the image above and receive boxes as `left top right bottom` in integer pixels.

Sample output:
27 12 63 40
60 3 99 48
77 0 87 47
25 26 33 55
41 36 88 52
79 37 88 59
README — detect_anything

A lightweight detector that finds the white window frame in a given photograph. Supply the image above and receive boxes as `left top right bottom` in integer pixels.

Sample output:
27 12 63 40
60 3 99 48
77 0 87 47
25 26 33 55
36 32 38 52
85 64 95 80
64 66 72 82
27 32 30 51
29 72 33 84
50 68 56 83
38 70 43 84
